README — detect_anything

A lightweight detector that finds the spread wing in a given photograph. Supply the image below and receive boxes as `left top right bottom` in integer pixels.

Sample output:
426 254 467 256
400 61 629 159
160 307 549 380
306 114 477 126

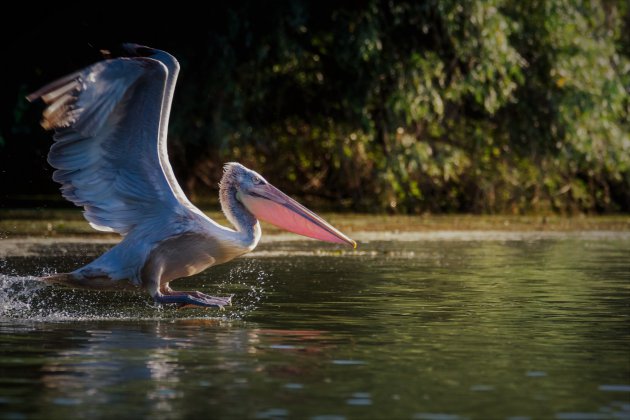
28 57 186 235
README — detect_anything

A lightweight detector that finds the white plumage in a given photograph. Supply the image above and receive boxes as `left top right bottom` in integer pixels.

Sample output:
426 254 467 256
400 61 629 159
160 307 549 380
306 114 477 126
28 45 355 309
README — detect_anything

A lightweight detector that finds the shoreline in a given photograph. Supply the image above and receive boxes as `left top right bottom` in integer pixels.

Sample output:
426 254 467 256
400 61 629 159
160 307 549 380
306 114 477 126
1 210 629 239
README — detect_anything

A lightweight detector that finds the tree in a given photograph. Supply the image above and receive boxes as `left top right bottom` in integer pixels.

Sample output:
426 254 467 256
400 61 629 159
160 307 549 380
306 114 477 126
2 0 628 213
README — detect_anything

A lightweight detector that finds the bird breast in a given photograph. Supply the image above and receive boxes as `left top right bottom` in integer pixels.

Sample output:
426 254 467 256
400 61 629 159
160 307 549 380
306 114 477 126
143 232 248 284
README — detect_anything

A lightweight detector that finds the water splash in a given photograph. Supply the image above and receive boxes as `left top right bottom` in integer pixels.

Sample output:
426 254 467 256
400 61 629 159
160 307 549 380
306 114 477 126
0 260 271 322
0 273 165 321
0 274 48 317
217 260 272 320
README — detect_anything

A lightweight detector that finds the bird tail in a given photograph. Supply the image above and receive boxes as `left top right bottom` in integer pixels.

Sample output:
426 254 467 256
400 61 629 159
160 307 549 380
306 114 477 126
39 273 134 290
39 273 88 288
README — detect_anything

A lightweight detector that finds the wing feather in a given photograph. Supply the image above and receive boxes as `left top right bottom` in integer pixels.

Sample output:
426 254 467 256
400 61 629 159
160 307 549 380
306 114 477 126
29 57 185 235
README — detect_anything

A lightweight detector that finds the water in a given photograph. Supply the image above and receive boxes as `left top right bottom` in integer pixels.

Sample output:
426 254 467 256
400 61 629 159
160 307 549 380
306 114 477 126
0 232 629 419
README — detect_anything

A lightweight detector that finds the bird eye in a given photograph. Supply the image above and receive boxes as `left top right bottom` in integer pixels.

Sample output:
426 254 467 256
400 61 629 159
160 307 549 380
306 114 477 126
252 176 263 185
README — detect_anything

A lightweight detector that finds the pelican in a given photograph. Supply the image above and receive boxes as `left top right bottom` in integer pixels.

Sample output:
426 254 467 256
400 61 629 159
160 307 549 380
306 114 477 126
27 44 355 309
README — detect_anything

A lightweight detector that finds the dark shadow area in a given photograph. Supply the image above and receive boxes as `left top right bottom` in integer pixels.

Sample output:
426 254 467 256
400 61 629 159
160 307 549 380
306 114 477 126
2 1 629 213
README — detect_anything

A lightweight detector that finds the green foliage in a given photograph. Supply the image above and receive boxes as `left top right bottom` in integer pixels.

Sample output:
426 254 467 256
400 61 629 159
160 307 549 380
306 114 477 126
6 0 629 213
166 0 629 213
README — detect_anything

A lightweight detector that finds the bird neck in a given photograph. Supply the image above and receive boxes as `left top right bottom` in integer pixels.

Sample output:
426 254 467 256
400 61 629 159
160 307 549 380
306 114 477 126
219 179 261 249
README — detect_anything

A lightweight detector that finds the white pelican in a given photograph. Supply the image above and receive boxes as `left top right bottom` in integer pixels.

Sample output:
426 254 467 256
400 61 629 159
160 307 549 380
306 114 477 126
27 44 355 309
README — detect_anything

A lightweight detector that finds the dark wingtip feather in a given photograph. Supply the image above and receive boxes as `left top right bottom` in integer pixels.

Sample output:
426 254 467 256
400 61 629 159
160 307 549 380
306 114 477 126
29 77 82 130
27 70 82 103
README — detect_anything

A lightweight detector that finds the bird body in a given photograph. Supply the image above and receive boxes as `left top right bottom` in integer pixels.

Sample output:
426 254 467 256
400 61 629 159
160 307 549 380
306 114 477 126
29 45 354 308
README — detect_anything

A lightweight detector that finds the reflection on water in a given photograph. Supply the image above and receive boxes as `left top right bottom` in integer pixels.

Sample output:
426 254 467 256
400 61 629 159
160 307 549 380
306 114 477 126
0 233 629 419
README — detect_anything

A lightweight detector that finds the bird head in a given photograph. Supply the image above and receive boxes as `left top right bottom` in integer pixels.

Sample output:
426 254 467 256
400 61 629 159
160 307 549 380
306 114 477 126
220 163 356 248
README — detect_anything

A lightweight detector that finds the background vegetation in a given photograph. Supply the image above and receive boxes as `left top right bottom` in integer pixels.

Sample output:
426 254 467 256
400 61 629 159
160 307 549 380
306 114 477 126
1 0 628 214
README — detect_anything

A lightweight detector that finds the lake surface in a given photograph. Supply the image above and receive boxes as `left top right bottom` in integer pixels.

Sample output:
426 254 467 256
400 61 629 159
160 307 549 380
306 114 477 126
1 232 629 419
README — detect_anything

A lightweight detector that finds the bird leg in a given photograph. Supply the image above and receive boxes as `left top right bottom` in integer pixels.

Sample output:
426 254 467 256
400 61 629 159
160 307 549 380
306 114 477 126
152 284 233 309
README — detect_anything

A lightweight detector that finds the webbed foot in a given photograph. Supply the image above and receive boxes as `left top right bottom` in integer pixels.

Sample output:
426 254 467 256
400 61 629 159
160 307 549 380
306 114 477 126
154 291 233 309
